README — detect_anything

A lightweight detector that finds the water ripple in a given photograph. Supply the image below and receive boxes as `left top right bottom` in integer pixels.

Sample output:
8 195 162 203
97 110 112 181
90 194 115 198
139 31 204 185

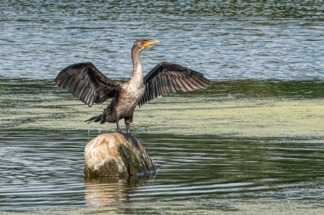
1 1 324 81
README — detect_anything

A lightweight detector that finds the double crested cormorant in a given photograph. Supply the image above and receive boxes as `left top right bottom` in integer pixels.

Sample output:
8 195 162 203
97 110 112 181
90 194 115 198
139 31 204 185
55 39 210 133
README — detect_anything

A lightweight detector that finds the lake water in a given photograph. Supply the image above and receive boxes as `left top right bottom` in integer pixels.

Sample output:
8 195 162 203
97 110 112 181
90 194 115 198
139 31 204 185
1 0 324 80
1 0 324 213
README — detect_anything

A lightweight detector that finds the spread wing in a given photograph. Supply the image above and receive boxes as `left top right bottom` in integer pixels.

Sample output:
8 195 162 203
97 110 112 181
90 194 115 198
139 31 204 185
138 62 210 106
55 62 121 107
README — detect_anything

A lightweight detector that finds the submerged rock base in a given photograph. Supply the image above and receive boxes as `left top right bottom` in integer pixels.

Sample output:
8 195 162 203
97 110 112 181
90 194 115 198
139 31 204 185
84 132 156 178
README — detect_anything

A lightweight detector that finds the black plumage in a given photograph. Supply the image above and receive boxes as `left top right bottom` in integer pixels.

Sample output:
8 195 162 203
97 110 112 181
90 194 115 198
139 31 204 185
138 62 210 106
55 62 121 107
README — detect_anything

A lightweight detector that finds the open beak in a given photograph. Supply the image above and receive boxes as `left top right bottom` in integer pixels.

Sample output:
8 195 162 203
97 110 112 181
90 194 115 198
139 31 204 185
143 39 159 49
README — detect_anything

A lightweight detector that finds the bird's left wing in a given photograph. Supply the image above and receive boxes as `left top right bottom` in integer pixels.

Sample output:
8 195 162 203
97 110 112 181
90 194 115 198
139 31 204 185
55 62 121 107
138 62 210 106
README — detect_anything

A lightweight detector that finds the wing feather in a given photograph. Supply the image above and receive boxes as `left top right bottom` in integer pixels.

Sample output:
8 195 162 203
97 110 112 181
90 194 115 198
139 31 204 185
55 62 121 106
138 62 210 106
175 77 188 92
161 75 168 95
166 75 176 93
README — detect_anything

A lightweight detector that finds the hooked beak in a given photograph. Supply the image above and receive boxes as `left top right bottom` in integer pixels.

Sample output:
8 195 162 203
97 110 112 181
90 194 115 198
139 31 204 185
143 39 159 49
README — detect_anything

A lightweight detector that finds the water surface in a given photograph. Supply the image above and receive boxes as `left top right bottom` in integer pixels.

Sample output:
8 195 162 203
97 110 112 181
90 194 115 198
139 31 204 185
1 129 324 212
1 0 324 213
1 78 324 212
1 1 324 80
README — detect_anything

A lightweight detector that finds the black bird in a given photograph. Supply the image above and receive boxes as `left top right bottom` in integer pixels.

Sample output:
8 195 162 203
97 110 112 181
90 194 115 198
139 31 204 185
55 39 210 133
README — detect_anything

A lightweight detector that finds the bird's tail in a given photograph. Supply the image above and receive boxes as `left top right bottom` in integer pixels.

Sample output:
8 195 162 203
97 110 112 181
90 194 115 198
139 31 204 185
85 114 106 124
85 106 111 124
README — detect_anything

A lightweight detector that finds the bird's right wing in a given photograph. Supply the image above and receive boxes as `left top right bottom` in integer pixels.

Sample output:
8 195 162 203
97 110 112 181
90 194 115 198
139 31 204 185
138 62 210 106
55 62 121 107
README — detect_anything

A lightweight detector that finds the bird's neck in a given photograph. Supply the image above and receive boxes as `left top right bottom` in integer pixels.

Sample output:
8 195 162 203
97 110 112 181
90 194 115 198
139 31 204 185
130 48 143 86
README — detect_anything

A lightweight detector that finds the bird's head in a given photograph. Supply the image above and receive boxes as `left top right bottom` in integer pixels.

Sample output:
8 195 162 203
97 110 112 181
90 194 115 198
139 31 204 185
134 39 159 51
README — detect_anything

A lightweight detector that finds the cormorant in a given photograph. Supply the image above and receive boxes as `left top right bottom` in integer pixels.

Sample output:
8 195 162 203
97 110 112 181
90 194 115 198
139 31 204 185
55 39 210 133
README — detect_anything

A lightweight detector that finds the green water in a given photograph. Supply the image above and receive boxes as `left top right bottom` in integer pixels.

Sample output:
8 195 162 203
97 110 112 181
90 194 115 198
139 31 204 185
1 79 324 212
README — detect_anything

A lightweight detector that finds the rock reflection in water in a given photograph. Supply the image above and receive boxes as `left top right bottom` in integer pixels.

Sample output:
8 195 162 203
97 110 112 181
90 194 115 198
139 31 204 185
84 176 155 211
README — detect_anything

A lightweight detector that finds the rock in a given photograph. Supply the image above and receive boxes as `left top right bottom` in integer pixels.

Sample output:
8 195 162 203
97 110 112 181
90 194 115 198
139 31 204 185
84 132 156 178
